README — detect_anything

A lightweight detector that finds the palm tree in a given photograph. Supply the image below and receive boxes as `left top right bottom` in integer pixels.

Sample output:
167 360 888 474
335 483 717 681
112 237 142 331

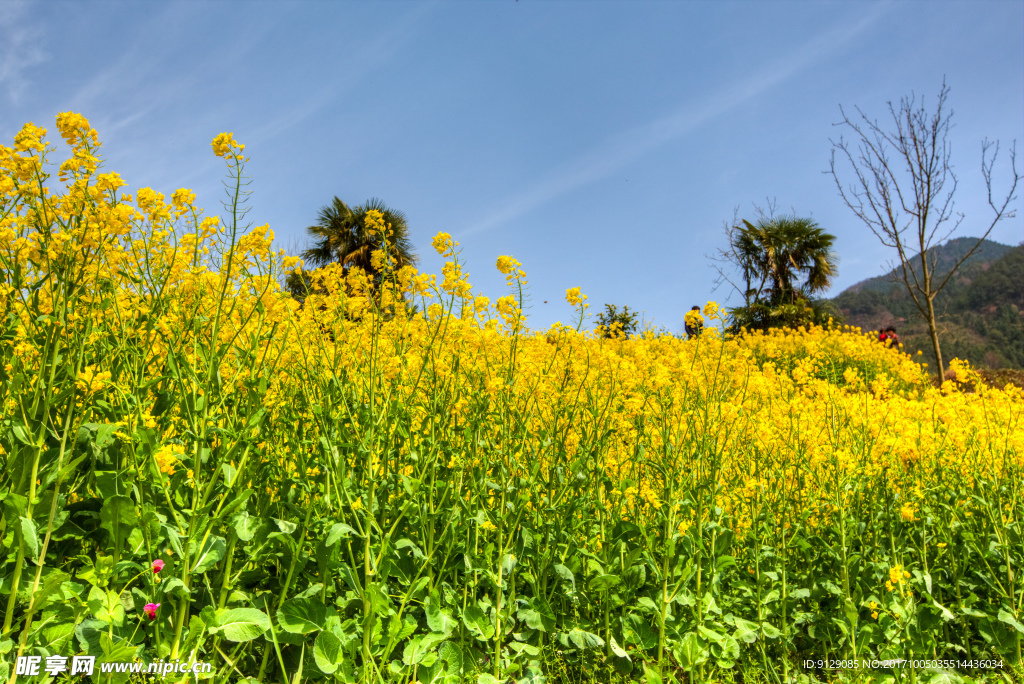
287 196 418 302
728 215 839 331
301 196 417 273
734 216 837 305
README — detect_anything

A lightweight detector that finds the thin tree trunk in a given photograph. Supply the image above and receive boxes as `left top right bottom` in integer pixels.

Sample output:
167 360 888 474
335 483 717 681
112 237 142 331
925 295 944 380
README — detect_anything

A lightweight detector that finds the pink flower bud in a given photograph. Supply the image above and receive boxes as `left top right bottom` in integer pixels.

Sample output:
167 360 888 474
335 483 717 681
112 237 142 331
144 603 160 620
152 559 165 573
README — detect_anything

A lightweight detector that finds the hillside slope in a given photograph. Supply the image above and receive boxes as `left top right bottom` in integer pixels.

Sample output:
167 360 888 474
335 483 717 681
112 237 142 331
832 238 1024 369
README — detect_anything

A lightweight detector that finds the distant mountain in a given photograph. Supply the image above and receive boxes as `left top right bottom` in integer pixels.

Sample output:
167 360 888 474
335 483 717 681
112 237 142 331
831 237 1024 370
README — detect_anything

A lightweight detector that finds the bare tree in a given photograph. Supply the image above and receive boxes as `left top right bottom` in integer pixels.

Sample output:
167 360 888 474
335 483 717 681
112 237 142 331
829 81 1021 378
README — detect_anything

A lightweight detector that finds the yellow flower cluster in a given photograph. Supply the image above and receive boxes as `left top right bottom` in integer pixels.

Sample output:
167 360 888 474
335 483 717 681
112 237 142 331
153 444 182 476
3 115 1021 596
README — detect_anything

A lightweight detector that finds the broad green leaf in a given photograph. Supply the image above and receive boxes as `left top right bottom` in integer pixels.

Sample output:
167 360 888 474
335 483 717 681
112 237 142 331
676 632 707 669
932 599 955 622
643 662 663 684
998 609 1024 634
76 618 107 655
127 528 146 556
364 582 391 614
395 538 425 560
588 574 621 593
518 595 555 632
314 631 343 674
462 603 494 639
439 641 463 674
714 635 740 663
426 593 457 635
732 617 759 644
234 512 261 542
278 597 327 634
192 535 227 573
274 518 297 534
697 624 726 645
11 423 34 445
403 633 447 666
567 628 604 650
325 523 357 547
214 608 271 642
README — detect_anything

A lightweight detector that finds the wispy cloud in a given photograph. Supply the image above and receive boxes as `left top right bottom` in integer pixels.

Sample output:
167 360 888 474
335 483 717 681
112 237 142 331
69 2 285 137
245 1 438 150
164 2 438 193
463 3 892 236
0 2 48 105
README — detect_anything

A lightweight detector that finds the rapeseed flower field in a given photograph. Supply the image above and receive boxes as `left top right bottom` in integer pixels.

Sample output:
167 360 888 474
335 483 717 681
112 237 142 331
1 116 1021 684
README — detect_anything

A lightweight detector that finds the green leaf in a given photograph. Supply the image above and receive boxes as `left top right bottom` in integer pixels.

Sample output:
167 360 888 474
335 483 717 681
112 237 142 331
462 603 494 639
478 675 499 684
403 633 447 666
278 597 327 634
28 570 70 614
100 496 138 555
192 536 226 574
697 624 726 645
90 423 121 450
127 528 146 556
714 635 740 664
325 523 357 547
426 592 457 636
214 608 271 642
76 618 107 655
998 609 1024 634
567 628 604 650
18 517 39 562
609 635 630 660
160 577 190 599
87 585 106 617
932 599 955 622
42 622 76 650
439 641 463 675
637 597 658 612
234 512 260 542
314 631 343 674
554 564 575 587
395 538 425 560
364 582 391 614
274 518 297 534
643 662 663 684
588 574 621 593
676 632 708 669
12 424 33 446
732 617 759 644
509 642 542 657
518 595 556 633
500 553 517 575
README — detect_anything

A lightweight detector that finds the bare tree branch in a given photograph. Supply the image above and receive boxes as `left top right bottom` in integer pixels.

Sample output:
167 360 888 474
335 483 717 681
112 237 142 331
827 79 1021 377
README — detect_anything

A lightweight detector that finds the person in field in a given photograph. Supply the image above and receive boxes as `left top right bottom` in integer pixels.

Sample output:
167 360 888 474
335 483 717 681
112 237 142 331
685 306 704 340
879 326 900 347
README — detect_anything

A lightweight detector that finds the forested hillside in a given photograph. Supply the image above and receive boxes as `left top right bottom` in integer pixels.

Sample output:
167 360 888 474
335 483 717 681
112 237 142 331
832 238 1024 369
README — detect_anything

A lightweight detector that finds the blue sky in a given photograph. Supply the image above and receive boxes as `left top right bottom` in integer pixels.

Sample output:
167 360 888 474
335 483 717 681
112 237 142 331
2 0 1022 333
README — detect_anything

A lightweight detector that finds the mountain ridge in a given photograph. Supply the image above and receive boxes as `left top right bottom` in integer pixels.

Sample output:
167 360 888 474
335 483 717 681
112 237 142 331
830 237 1024 370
